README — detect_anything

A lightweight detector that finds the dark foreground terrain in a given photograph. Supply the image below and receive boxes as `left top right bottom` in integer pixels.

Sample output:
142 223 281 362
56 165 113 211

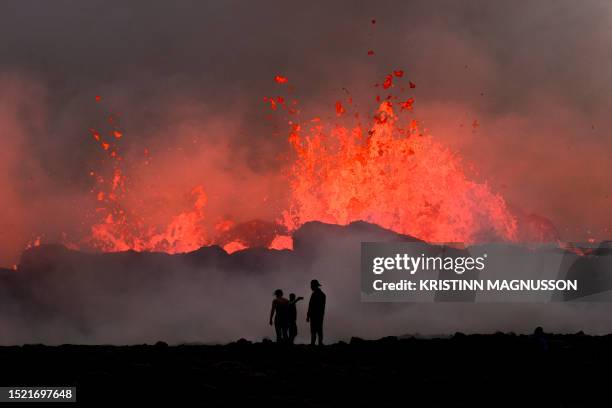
0 333 609 406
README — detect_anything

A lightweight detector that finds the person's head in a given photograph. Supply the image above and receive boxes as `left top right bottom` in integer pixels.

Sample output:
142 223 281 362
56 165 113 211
289 293 296 301
274 289 283 298
310 279 322 291
534 326 544 336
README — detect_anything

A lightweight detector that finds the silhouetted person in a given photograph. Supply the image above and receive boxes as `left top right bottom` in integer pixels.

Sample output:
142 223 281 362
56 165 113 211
307 279 326 345
288 293 304 344
269 289 289 343
532 326 549 352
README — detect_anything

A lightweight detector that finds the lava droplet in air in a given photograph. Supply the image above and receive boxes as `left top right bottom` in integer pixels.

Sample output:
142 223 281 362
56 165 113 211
274 75 288 84
63 68 528 258
280 74 518 244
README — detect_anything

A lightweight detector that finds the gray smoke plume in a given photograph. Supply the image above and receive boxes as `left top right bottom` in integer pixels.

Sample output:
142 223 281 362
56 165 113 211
1 222 610 345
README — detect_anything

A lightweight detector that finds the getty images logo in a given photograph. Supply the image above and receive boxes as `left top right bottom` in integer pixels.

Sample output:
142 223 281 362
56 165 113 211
372 253 488 275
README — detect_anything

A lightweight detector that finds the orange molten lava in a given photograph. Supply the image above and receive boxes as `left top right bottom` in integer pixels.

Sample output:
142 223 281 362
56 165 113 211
56 69 523 257
279 79 518 243
86 119 213 253
90 185 209 253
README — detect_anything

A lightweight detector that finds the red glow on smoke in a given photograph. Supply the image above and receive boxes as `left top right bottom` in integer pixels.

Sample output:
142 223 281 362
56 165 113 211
22 68 560 261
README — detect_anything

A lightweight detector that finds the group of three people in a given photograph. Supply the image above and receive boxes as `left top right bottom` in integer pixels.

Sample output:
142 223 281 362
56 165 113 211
269 279 326 345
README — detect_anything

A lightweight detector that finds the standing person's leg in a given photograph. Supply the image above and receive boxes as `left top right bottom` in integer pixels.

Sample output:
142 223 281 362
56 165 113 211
275 323 282 343
313 320 323 345
282 325 289 343
289 323 297 344
310 321 317 345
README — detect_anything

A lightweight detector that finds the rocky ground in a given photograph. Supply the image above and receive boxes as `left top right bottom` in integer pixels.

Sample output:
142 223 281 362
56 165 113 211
0 333 608 406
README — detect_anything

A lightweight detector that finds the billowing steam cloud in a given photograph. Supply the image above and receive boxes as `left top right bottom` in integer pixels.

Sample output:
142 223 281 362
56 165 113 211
1 222 611 345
